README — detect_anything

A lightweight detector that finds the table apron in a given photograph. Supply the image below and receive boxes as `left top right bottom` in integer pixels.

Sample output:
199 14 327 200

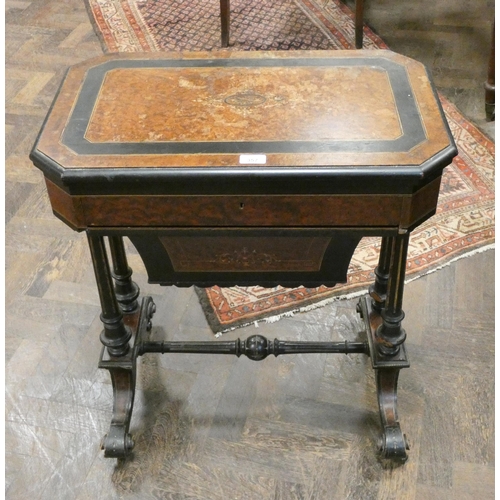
87 227 398 288
45 176 441 231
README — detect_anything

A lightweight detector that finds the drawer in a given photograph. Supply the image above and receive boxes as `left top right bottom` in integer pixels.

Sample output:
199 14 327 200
46 180 403 229
46 178 440 231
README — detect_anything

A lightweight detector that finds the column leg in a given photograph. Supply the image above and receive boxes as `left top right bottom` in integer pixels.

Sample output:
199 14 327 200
376 231 409 357
88 233 136 458
88 234 132 357
108 236 140 314
369 236 394 312
98 297 157 459
376 368 409 462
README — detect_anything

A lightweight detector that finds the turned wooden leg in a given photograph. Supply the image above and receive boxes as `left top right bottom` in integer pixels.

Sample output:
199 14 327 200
369 236 394 312
356 294 410 464
220 0 230 47
360 231 411 463
354 0 364 49
377 231 409 357
98 296 156 458
108 236 140 314
376 368 409 462
99 296 157 459
88 234 154 458
88 234 132 357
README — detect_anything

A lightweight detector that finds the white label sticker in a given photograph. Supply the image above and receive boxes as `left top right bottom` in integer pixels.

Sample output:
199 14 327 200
239 154 267 165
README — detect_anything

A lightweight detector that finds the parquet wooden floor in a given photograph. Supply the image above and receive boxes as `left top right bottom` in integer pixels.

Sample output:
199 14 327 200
5 0 494 498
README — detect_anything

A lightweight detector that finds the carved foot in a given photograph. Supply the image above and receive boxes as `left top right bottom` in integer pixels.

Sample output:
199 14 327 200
99 297 155 458
100 367 136 459
376 368 409 463
358 295 410 464
378 426 409 463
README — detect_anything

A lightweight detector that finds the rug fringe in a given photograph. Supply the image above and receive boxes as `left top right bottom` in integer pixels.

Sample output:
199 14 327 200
214 289 368 336
214 244 494 336
405 243 495 283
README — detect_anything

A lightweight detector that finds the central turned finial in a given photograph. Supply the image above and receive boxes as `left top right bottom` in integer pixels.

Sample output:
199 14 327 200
242 335 270 361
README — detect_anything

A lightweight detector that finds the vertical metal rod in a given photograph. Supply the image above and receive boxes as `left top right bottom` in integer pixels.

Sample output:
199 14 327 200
88 234 131 357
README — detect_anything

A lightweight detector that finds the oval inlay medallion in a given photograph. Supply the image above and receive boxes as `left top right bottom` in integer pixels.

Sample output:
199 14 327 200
224 92 267 107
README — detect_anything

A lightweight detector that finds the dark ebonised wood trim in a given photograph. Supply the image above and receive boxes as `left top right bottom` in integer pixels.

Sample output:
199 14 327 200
62 57 427 157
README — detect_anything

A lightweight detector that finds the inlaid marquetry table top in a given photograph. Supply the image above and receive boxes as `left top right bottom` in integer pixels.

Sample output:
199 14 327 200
32 50 455 173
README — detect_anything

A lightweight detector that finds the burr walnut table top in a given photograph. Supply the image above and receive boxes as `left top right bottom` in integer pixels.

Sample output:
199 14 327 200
30 49 457 232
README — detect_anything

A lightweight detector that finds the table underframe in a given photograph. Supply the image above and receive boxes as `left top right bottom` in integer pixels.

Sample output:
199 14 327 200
88 230 411 464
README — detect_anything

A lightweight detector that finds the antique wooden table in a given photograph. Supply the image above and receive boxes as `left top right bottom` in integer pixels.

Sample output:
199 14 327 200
30 50 457 463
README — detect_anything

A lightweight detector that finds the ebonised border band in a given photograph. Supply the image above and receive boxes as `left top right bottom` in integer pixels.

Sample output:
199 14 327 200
61 57 427 155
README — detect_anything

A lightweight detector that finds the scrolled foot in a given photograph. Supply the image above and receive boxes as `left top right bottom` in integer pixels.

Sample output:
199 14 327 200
98 296 156 459
378 425 409 463
375 368 409 464
98 365 136 459
101 426 135 458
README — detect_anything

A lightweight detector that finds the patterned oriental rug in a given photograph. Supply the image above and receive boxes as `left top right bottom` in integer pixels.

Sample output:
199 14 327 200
86 0 495 334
